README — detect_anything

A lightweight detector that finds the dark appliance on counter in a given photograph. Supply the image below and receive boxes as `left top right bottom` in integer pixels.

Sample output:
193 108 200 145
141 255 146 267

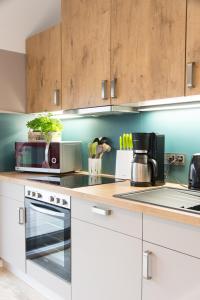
15 141 82 174
131 132 165 187
25 187 71 282
188 154 200 190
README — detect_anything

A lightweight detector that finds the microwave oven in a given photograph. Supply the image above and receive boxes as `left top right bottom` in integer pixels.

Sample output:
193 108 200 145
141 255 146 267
15 141 82 173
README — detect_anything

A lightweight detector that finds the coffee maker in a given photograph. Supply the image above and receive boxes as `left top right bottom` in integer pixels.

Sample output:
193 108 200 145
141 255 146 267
131 133 165 187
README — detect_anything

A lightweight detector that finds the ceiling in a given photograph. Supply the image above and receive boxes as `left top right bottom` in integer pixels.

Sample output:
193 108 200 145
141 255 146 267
0 0 61 53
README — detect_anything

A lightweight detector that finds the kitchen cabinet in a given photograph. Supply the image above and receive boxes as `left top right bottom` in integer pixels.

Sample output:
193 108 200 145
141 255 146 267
0 49 26 113
143 241 200 300
186 0 200 95
111 0 186 104
72 218 142 300
26 24 61 113
143 214 200 259
61 0 186 109
71 198 142 300
0 182 25 272
62 0 111 109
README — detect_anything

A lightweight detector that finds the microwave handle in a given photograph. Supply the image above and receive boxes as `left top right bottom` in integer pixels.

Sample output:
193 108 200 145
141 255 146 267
45 143 50 165
29 203 65 218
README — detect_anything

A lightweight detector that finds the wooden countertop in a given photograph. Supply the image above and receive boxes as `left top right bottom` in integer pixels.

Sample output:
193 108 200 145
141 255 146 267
0 172 200 227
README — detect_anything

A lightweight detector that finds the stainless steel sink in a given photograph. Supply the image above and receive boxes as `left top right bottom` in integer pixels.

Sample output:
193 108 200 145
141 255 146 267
114 187 200 214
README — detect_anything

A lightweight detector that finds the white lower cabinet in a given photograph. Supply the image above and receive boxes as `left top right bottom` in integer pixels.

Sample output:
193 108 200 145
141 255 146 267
143 241 200 300
72 218 142 300
0 195 25 272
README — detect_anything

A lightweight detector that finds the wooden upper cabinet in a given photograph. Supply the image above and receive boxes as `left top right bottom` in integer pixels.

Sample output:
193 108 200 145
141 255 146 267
111 0 186 105
26 25 62 113
61 0 111 110
186 0 200 95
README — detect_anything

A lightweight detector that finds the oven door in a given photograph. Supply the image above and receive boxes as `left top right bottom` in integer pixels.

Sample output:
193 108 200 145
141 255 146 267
15 142 60 172
25 198 71 282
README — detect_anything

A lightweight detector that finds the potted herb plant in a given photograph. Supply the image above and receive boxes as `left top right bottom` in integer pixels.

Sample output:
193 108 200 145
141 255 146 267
27 113 64 143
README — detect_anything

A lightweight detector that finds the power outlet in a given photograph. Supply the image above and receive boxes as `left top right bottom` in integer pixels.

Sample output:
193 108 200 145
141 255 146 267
165 153 186 166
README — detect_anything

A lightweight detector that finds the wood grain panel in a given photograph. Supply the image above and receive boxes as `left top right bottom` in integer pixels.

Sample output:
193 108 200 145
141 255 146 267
186 0 200 95
62 0 111 109
26 25 61 113
0 50 25 113
111 0 186 104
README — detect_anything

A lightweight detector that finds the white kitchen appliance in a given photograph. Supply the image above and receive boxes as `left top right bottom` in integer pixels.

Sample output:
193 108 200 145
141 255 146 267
15 141 82 174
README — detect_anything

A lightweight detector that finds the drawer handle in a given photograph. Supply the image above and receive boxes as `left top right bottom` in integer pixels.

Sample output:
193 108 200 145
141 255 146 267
91 206 112 216
18 207 25 225
187 62 195 88
143 250 152 280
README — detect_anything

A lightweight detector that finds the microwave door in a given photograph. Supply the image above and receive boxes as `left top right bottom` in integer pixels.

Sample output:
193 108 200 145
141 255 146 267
16 143 46 168
15 142 60 173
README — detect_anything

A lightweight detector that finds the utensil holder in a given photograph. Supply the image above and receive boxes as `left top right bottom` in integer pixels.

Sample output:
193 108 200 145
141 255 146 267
88 158 102 176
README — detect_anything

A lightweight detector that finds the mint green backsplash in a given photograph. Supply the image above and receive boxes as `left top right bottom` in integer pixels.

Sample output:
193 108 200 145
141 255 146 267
62 108 200 184
1 108 199 184
0 114 30 171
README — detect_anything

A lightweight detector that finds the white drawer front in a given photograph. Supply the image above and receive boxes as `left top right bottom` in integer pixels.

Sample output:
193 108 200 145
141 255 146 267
143 214 200 258
0 181 24 202
72 197 142 238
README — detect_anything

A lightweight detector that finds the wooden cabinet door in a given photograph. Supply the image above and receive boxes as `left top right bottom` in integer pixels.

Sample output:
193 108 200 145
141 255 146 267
72 218 142 300
111 0 186 105
0 196 25 272
62 0 111 109
26 25 61 113
186 0 200 95
143 242 200 300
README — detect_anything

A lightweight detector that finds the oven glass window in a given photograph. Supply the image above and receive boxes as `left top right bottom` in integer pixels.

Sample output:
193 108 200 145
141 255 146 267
26 199 71 282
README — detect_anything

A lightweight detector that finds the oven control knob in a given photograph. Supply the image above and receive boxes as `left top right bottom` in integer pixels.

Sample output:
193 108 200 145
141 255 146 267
62 199 68 206
37 193 42 199
56 198 61 204
27 190 31 196
32 192 36 197
50 196 54 202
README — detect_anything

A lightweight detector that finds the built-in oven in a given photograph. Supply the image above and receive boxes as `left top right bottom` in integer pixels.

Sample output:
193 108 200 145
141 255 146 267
25 187 71 282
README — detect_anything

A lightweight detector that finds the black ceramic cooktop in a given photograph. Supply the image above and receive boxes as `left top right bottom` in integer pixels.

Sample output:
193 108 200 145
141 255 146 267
29 173 122 189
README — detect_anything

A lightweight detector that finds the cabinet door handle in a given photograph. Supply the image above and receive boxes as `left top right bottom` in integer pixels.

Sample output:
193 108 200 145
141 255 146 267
143 250 152 280
18 207 25 225
52 89 60 106
91 206 112 216
187 62 195 88
111 78 117 98
101 80 108 100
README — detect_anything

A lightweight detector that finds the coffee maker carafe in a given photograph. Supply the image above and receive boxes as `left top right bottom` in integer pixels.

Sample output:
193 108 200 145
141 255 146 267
131 133 165 187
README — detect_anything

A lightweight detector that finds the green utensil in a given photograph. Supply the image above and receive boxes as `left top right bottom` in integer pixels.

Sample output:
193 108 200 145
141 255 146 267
126 134 130 150
129 133 133 150
119 136 123 150
88 143 92 158
92 142 98 158
131 133 133 150
123 133 126 150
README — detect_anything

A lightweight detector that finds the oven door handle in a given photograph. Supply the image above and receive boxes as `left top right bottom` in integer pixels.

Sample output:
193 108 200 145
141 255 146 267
29 203 65 218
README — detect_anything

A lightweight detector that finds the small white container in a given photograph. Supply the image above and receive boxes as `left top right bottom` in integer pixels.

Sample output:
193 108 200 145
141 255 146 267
115 150 133 179
88 158 102 176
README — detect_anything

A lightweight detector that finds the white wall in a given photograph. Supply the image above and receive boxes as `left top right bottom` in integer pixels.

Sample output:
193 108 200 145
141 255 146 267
0 0 61 53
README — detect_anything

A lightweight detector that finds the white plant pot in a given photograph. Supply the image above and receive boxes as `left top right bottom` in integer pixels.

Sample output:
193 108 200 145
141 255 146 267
88 158 102 176
28 131 45 142
28 131 61 142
